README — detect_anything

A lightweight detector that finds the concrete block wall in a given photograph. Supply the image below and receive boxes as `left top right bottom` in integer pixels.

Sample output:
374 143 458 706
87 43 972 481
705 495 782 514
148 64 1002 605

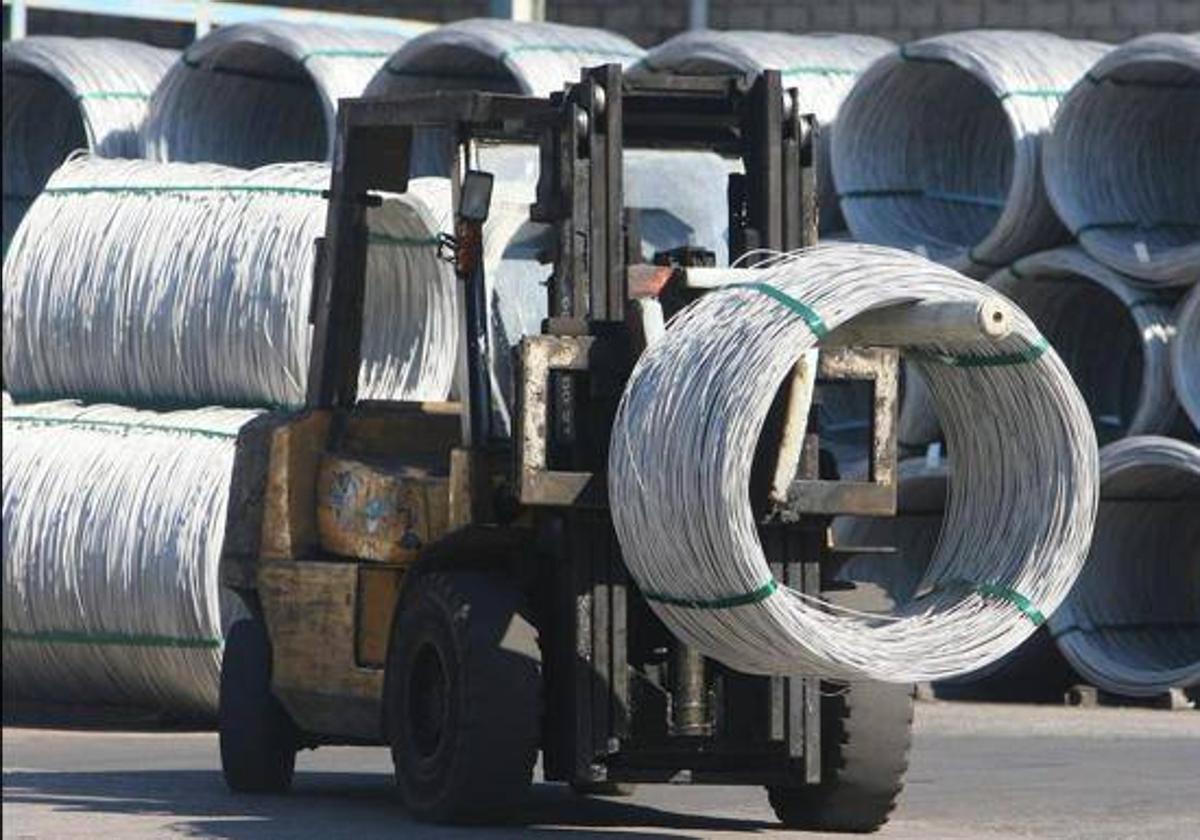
10 1 1199 49
550 1 1200 47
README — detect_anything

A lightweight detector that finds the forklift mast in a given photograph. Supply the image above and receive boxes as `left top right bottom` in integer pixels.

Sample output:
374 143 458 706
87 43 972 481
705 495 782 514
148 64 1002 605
291 64 903 793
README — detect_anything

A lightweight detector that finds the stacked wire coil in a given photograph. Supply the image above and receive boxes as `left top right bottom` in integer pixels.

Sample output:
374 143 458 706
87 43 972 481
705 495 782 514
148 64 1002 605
1174 284 1200 433
362 17 736 399
610 243 1098 684
2 399 258 716
2 36 175 249
988 246 1180 442
1043 33 1200 287
2 156 459 409
142 21 411 167
832 30 1108 277
632 29 892 233
1049 435 1200 697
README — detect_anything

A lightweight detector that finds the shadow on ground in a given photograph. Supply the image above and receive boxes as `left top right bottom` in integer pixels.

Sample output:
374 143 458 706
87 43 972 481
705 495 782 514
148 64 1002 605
2 769 778 839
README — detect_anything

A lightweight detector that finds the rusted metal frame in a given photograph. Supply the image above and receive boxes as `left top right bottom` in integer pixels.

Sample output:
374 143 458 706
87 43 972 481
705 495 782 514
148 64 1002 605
586 64 625 324
307 111 413 410
780 348 900 518
745 70 785 252
339 91 554 142
516 335 601 506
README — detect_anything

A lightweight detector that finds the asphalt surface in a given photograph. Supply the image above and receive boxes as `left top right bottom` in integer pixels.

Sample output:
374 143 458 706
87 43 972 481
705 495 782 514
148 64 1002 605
4 700 1199 839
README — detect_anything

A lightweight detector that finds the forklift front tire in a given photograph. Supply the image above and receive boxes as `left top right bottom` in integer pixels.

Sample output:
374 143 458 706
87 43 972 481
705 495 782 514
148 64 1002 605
766 583 912 833
219 617 298 794
386 571 541 823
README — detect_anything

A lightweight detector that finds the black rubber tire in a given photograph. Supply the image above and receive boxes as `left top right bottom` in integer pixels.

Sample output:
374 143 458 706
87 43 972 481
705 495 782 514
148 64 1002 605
766 583 913 833
386 571 541 823
219 617 298 794
570 780 638 797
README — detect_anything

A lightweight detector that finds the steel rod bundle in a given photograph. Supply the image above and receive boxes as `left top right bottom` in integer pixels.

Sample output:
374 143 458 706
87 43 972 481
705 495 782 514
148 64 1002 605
2 156 461 409
988 246 1180 442
632 29 892 233
142 21 410 168
1049 435 1200 697
1174 284 1200 433
832 30 1107 277
2 36 175 249
610 243 1098 683
2 399 259 716
1043 33 1200 287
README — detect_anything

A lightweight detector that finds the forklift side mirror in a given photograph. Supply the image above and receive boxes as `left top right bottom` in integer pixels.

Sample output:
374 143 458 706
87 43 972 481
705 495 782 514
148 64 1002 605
458 170 494 223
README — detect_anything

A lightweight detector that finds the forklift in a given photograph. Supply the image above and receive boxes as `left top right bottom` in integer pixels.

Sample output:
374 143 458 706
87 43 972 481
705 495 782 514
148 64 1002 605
217 65 913 832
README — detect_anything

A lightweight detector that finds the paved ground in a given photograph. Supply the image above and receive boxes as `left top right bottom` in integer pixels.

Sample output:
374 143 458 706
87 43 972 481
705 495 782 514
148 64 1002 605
4 700 1199 839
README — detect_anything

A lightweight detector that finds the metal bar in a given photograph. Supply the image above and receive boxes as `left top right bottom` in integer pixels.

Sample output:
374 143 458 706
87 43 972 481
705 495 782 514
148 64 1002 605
610 525 629 740
671 645 708 736
305 116 369 410
489 0 544 21
8 0 27 38
596 65 624 323
572 514 595 780
688 0 708 30
586 75 609 324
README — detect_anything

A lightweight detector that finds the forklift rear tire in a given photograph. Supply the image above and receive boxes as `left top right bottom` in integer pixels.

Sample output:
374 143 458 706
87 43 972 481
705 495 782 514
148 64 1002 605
766 584 912 833
219 617 298 794
386 571 541 823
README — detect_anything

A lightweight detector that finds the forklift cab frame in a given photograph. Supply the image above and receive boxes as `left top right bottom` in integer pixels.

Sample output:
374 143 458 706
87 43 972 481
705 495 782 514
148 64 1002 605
217 64 910 829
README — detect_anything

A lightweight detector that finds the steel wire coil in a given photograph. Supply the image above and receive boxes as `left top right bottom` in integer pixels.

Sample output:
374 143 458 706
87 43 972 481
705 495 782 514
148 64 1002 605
2 155 463 409
1043 33 1200 287
2 36 175 249
988 246 1181 442
832 30 1107 277
365 17 644 177
610 243 1098 683
362 17 735 423
834 455 1078 697
1174 284 1200 433
833 456 947 602
364 20 734 262
2 399 259 716
142 21 411 167
631 29 892 233
1049 435 1200 697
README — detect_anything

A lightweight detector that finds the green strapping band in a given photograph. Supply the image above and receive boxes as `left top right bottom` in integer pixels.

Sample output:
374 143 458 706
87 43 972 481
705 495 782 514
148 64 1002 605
1075 220 1200 236
839 187 1005 209
914 335 1050 368
782 64 857 78
927 579 1046 626
499 43 644 61
77 90 151 102
3 414 240 440
300 48 392 62
731 282 829 338
43 183 325 198
4 628 221 649
643 579 779 610
1053 620 1200 639
1128 298 1168 310
999 88 1068 100
368 232 440 247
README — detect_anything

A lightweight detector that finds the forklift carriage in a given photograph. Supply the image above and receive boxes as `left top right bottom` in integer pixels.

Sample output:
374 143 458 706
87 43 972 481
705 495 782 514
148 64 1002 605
217 65 913 832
